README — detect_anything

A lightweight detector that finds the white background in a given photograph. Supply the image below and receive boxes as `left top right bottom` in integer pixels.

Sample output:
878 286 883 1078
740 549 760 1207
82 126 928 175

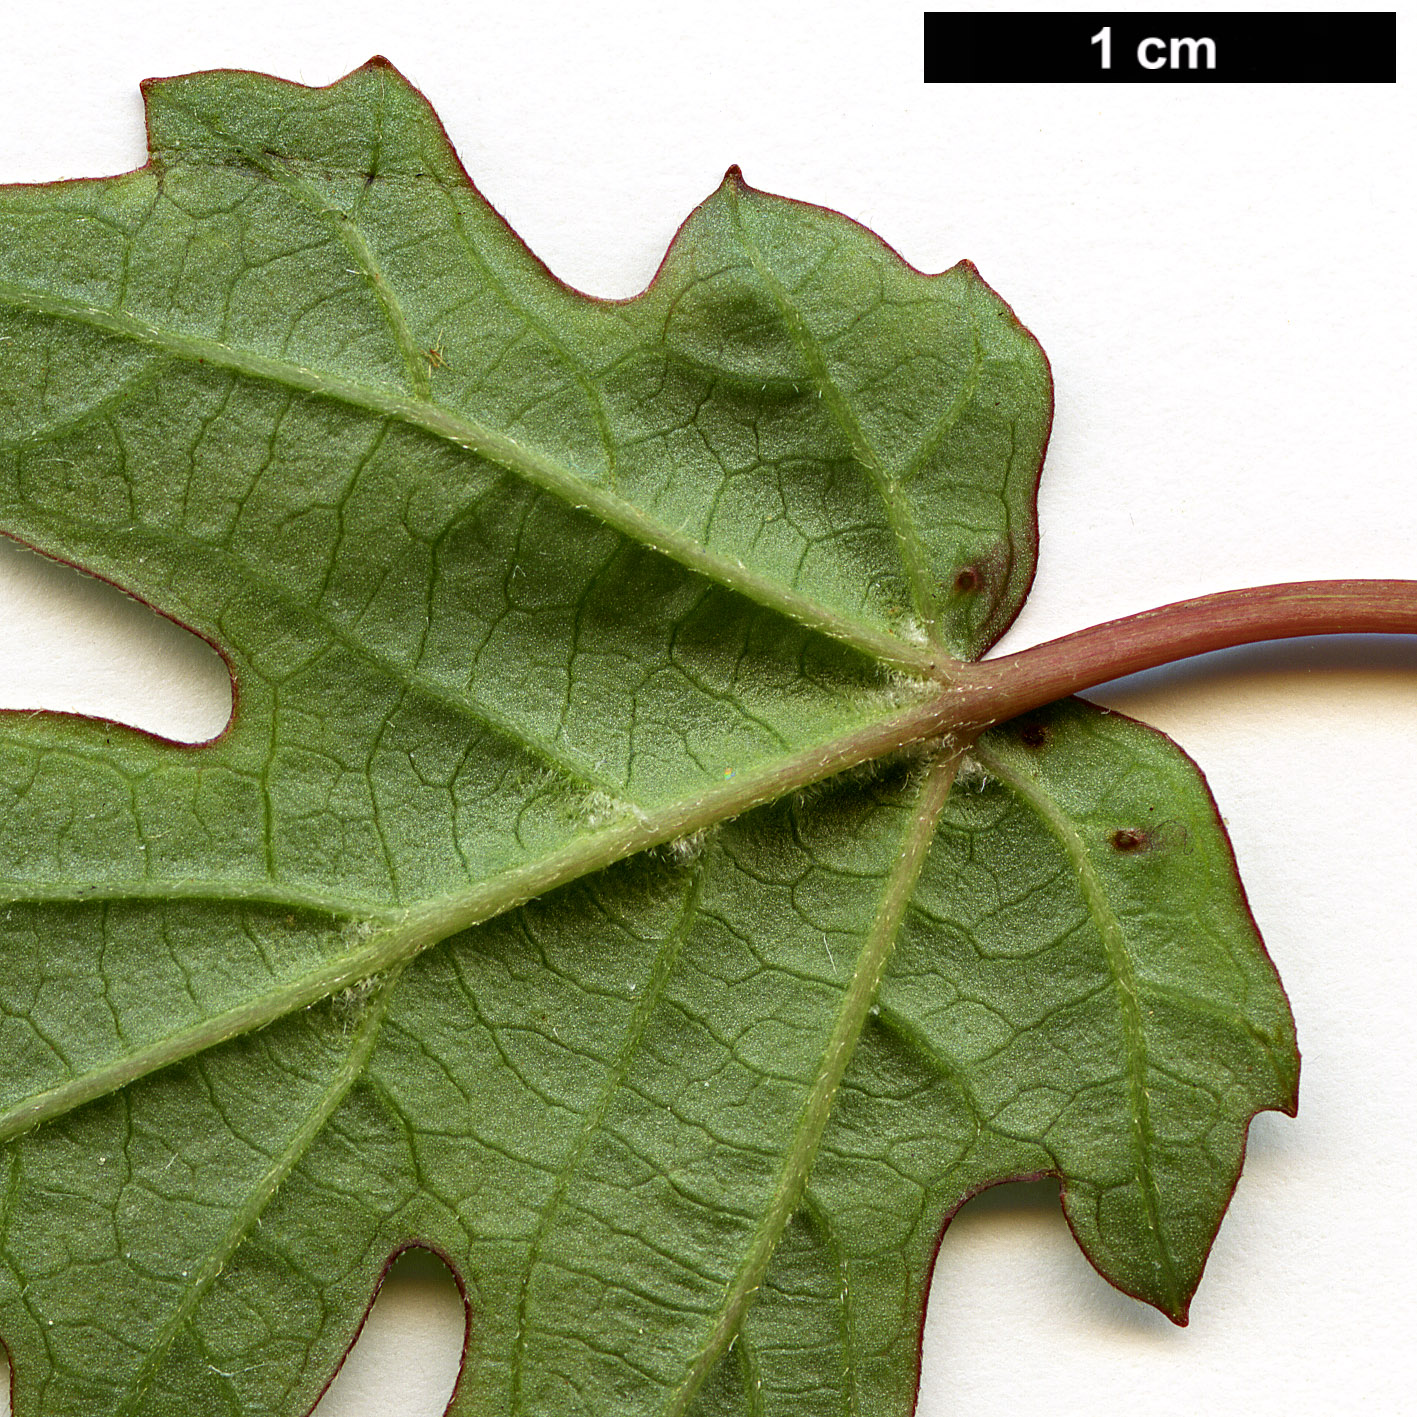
1 3 1414 1413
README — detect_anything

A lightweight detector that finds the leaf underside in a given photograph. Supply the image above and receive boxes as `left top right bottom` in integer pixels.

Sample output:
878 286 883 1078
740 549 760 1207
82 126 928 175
0 60 1297 1417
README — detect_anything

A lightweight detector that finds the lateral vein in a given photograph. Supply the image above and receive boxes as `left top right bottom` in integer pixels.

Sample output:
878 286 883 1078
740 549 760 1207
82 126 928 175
0 685 962 1144
249 153 432 399
661 748 960 1417
510 856 709 1415
164 86 433 401
973 743 1180 1306
12 495 630 799
0 281 938 675
723 185 943 643
111 965 403 1415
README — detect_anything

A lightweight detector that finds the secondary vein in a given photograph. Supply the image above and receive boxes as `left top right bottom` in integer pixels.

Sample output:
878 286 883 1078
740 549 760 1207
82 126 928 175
973 743 1181 1308
164 86 433 402
251 153 431 399
111 964 403 1416
0 281 939 676
0 687 961 1143
14 490 630 799
723 183 943 644
509 856 709 1415
661 748 960 1417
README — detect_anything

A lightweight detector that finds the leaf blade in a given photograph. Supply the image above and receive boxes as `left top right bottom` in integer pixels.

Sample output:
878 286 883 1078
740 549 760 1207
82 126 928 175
0 61 1295 1417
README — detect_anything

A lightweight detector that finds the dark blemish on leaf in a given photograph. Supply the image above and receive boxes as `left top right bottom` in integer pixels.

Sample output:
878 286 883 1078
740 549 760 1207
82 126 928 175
949 535 1018 655
1018 723 1049 748
1110 828 1150 853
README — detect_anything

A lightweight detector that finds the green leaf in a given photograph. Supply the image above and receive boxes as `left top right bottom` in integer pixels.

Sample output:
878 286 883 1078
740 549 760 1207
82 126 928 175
0 60 1296 1416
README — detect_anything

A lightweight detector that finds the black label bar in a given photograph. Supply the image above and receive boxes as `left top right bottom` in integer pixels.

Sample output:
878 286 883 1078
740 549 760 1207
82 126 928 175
924 12 1396 82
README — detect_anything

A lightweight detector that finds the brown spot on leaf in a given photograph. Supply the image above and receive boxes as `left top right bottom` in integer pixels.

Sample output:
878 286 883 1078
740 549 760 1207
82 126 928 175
1018 722 1049 748
946 534 1018 656
1110 828 1150 853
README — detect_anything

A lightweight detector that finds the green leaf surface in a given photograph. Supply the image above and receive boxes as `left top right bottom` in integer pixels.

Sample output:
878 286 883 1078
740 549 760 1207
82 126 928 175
0 61 1296 1417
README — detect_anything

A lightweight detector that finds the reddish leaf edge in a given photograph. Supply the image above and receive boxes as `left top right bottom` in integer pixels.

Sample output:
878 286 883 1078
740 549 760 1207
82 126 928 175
0 1239 471 1417
3 54 1050 680
300 1241 471 1417
3 56 1412 1416
0 528 241 750
298 701 1302 1417
897 695 1301 1417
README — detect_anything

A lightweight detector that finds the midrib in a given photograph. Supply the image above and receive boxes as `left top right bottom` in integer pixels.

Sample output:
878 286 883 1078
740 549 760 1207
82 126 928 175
661 749 960 1417
0 280 937 675
0 682 960 1144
